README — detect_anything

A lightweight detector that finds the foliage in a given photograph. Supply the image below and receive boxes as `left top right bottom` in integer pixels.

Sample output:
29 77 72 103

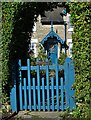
30 43 66 66
58 53 67 65
2 2 36 103
37 44 49 62
73 104 91 119
69 2 91 118
2 3 18 103
30 43 66 78
0 2 2 109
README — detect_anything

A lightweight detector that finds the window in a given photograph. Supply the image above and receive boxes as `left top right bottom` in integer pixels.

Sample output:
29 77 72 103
67 13 73 32
29 39 38 58
67 39 73 58
68 42 72 57
31 43 34 50
32 22 36 32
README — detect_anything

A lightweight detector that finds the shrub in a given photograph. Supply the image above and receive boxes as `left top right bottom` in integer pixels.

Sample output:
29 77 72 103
69 2 91 118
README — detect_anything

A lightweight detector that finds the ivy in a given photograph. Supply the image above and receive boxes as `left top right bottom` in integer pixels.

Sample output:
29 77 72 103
2 3 18 103
69 2 91 118
0 2 2 107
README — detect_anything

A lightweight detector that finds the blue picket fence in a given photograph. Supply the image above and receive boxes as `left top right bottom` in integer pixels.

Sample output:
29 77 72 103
10 57 76 112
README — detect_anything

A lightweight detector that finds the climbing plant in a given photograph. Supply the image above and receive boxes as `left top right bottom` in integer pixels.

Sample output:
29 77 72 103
69 2 91 118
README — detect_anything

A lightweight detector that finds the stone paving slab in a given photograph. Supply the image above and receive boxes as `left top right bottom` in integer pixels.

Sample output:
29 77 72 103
12 111 64 120
21 111 61 118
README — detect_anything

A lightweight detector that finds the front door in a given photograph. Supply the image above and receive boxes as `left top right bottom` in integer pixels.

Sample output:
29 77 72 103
48 44 58 64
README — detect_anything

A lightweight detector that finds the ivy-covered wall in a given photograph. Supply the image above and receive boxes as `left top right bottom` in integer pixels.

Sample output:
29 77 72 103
69 2 91 118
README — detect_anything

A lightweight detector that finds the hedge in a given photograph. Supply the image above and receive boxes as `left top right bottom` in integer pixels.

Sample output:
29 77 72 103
69 2 91 118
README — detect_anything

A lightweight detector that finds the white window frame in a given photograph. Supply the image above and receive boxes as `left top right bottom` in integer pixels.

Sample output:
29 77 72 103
67 13 73 32
67 39 73 58
30 39 38 58
32 22 36 32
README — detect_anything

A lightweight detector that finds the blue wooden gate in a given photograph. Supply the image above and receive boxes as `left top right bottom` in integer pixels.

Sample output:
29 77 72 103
10 57 75 112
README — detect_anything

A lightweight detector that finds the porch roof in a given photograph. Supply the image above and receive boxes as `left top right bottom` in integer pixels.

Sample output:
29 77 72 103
41 30 64 45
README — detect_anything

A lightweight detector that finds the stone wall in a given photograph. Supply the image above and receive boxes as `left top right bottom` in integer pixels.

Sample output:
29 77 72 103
31 22 65 43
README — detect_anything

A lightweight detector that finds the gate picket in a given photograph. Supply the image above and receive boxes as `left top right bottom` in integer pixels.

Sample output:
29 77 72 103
46 59 50 111
23 78 27 110
42 78 45 111
27 59 31 110
33 78 36 111
56 64 59 110
18 59 23 110
36 59 41 111
51 78 54 111
61 77 64 110
64 58 70 108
